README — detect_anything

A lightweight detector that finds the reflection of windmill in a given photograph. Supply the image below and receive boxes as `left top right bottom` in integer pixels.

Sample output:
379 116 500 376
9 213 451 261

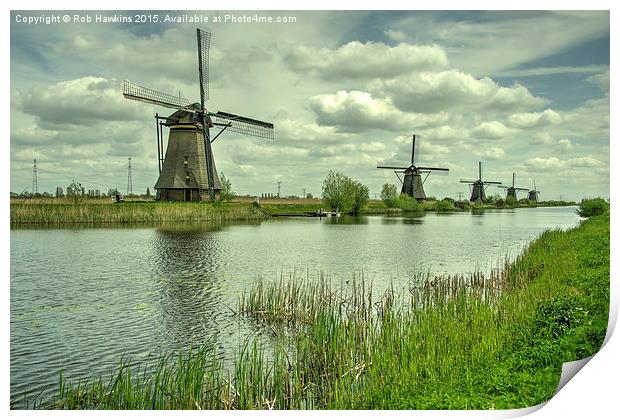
377 134 449 202
459 161 502 203
500 173 528 199
123 29 274 202
528 180 540 202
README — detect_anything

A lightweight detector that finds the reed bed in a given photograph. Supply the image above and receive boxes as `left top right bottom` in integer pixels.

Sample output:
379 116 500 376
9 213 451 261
28 214 609 410
10 202 266 224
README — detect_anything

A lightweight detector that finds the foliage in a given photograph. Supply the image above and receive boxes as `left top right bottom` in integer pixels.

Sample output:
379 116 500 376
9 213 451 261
321 171 369 214
505 195 517 207
219 172 236 202
37 214 610 410
577 197 609 217
380 183 399 205
66 180 82 204
145 187 151 197
434 199 456 211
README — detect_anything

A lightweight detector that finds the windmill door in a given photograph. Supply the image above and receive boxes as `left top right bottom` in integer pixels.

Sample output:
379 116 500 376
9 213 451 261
184 189 191 202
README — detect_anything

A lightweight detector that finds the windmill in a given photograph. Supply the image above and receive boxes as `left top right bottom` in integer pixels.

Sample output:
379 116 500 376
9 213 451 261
123 28 274 202
528 180 540 202
500 173 528 200
459 161 502 203
377 134 449 202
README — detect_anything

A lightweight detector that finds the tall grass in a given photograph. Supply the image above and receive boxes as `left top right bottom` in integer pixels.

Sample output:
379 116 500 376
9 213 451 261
28 214 609 410
10 201 266 224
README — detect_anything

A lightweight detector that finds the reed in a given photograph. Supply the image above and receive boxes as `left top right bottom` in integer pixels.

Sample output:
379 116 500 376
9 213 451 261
10 201 266 224
31 214 608 409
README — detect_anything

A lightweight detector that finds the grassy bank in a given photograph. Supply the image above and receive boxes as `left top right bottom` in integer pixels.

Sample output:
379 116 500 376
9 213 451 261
31 213 609 410
10 200 266 224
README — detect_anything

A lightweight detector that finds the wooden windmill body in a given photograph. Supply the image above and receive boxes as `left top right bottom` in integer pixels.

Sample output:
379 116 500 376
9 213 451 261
123 29 274 202
377 135 449 202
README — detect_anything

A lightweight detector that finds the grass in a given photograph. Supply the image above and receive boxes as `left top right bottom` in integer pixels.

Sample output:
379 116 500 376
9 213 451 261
26 212 609 410
10 199 266 224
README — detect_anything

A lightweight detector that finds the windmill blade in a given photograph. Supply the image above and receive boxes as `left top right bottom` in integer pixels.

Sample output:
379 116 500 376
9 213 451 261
460 179 476 183
479 161 483 180
197 29 211 105
417 166 449 171
515 187 529 191
484 181 503 185
378 165 408 170
211 111 274 139
411 134 420 165
123 80 192 110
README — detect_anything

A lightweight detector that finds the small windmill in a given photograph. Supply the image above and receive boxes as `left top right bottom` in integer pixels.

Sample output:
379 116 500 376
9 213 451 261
123 28 274 202
500 172 529 200
377 134 449 202
459 161 502 203
528 180 540 202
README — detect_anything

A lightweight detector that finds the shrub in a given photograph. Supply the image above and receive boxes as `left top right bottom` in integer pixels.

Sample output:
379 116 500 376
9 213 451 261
322 171 369 214
505 196 517 207
577 198 609 217
380 183 399 205
435 199 456 211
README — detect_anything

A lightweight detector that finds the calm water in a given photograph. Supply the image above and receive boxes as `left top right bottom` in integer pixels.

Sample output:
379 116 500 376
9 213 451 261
10 207 580 406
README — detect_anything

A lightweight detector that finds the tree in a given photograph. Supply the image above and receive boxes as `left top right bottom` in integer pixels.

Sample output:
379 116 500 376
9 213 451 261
146 187 151 197
380 183 398 206
505 195 517 207
219 172 236 202
67 180 82 204
322 171 369 214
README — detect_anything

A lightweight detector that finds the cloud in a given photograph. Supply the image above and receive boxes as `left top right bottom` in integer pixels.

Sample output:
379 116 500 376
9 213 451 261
555 139 575 154
507 109 562 129
384 29 407 41
12 76 146 130
471 121 514 140
524 155 603 171
475 147 505 160
586 69 610 93
285 41 448 80
308 90 449 132
372 70 548 113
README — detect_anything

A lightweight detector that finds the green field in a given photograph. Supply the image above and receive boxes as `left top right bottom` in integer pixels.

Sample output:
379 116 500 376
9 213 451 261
33 211 609 409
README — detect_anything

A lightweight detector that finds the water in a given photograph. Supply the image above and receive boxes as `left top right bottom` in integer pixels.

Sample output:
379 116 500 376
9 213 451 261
10 207 580 406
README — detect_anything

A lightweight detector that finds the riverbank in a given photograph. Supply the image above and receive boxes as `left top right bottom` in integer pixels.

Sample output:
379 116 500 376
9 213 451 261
10 197 577 224
10 200 266 224
33 212 609 409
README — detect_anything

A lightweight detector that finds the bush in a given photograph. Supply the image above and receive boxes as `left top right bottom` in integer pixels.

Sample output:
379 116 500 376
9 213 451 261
577 198 609 217
380 183 399 205
505 196 517 207
435 199 456 211
322 171 369 214
219 172 236 202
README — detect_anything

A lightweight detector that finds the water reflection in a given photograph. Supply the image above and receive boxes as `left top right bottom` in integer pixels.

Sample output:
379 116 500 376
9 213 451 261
322 215 368 225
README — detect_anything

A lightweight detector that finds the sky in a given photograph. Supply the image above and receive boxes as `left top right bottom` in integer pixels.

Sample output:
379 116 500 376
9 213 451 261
9 10 610 201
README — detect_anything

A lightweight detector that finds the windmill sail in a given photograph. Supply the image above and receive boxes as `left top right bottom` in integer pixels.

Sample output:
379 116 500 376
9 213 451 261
211 111 275 139
123 80 192 110
197 29 211 105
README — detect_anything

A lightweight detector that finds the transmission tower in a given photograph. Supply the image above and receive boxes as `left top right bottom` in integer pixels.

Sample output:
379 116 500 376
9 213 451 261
127 157 133 195
32 158 38 194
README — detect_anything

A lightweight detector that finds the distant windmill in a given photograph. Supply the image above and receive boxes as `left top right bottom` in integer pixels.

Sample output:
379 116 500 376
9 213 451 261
528 180 540 202
377 134 449 202
500 173 529 200
459 161 502 203
123 28 274 202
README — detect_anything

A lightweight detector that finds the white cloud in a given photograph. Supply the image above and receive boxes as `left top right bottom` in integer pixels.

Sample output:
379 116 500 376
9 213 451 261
507 109 562 129
471 121 514 140
384 29 407 41
555 139 575 154
372 70 547 113
285 41 448 80
475 147 505 160
308 90 449 132
586 69 610 93
524 155 603 171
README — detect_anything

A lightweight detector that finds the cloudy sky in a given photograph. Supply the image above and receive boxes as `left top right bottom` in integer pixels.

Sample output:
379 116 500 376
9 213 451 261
10 10 610 201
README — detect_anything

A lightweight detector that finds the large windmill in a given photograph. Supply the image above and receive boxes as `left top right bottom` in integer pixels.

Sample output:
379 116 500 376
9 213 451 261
377 134 449 202
528 180 540 202
501 172 529 200
459 161 502 203
123 28 274 202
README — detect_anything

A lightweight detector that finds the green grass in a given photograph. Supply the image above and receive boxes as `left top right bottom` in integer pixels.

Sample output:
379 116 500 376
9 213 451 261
29 214 609 409
10 201 266 224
